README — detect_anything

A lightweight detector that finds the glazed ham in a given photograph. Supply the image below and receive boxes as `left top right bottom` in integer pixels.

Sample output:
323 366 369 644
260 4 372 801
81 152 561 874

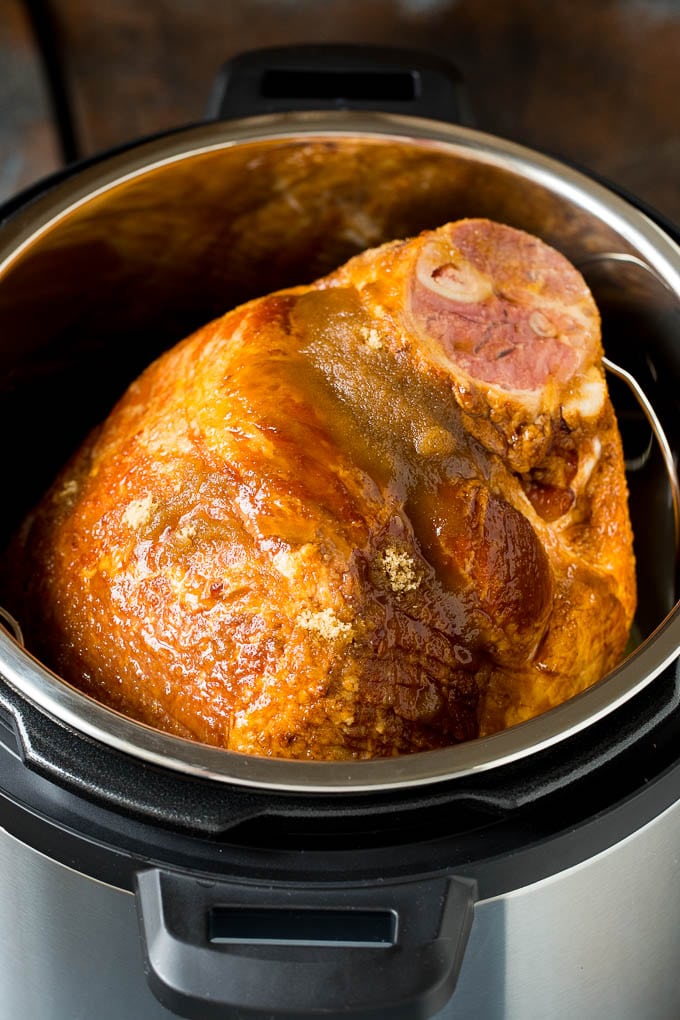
3 219 636 759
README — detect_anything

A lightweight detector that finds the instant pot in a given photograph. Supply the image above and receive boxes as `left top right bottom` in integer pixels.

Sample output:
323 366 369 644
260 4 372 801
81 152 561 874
1 46 679 1020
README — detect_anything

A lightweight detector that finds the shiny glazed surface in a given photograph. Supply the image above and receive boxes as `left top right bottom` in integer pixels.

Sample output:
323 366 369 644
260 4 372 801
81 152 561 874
2 218 636 760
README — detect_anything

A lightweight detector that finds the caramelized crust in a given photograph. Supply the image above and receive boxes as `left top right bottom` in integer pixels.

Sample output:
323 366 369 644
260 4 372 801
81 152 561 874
3 219 636 759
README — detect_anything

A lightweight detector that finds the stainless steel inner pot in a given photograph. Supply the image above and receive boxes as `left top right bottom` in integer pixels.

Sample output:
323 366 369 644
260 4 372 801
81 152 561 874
1 111 679 792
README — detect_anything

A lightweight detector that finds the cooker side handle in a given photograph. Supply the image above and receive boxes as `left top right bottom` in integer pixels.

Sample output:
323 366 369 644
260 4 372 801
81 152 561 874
206 44 473 126
135 867 476 1020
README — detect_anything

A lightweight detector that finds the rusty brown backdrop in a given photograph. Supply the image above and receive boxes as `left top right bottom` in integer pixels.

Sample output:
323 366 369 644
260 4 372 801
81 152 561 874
1 0 679 221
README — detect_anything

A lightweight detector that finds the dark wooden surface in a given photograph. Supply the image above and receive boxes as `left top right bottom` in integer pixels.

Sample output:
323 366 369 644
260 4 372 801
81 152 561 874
1 0 679 221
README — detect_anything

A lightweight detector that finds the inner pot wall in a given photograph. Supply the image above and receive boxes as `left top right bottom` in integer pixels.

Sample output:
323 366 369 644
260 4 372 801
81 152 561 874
0 112 678 792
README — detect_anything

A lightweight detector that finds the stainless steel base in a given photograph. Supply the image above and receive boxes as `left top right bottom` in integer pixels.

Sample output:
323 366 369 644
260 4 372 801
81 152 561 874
2 795 680 1020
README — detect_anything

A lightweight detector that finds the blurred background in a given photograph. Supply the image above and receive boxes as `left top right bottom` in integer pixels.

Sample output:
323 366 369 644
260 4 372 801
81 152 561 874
1 0 679 220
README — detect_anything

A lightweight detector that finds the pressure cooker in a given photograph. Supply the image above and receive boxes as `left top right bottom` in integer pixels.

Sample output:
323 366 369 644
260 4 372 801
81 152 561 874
0 46 679 1020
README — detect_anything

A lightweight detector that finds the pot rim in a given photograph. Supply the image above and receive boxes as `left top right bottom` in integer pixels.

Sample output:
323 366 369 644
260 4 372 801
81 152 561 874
1 110 679 793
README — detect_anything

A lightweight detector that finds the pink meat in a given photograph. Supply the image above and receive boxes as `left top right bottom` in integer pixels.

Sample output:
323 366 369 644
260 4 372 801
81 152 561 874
409 221 599 392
